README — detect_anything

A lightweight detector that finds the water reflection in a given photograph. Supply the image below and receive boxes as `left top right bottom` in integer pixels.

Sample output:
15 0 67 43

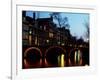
69 49 82 66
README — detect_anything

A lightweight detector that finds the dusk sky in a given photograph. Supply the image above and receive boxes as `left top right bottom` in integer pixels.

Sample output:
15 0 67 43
26 11 89 41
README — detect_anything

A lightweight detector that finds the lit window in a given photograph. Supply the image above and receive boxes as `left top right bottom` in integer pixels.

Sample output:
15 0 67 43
44 26 46 30
49 32 53 38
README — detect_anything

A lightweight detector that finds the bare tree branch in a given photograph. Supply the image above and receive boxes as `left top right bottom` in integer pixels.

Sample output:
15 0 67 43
50 12 70 28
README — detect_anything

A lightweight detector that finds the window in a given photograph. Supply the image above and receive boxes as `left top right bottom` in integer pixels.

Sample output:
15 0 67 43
49 32 53 38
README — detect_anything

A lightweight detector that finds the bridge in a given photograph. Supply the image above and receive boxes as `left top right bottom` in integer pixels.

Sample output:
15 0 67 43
22 44 89 69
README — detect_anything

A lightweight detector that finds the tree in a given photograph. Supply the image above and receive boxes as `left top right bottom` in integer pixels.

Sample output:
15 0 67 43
50 12 70 29
50 12 71 45
84 22 89 41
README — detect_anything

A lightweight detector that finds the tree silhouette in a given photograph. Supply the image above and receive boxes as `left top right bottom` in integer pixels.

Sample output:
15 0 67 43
50 12 70 29
84 22 89 41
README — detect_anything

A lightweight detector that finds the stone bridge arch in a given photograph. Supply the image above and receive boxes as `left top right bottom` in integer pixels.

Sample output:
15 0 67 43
24 47 42 68
44 46 67 67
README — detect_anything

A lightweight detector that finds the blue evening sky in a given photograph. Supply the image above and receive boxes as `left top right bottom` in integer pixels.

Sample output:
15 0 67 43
26 11 89 40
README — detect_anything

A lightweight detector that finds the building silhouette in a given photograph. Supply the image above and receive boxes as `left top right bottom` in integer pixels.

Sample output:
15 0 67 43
22 11 72 46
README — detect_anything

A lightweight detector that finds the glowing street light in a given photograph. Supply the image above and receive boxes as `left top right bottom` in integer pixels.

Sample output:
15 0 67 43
46 39 49 43
29 30 32 34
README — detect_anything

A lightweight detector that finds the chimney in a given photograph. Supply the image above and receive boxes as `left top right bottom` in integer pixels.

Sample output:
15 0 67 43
33 12 35 20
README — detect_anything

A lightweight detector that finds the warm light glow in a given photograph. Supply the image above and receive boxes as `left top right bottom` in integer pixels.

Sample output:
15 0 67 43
29 30 32 34
74 50 81 65
74 51 77 64
44 26 46 30
79 45 83 47
58 54 64 67
69 44 72 46
25 35 28 39
46 39 49 43
78 50 81 63
29 35 32 45
35 37 38 45
49 32 53 38
61 54 64 67
58 41 60 45
58 56 60 67
61 43 65 46
85 64 89 66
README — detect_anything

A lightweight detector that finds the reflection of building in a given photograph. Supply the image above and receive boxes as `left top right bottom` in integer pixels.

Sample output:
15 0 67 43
22 11 72 46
